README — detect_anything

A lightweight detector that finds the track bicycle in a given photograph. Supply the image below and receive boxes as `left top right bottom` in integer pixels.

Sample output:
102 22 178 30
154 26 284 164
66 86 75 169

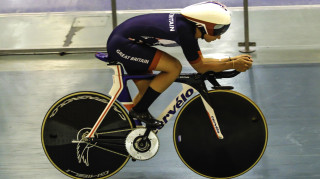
41 52 268 179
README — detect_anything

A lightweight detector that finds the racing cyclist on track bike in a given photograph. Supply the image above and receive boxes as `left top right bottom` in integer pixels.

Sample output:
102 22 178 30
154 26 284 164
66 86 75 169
106 1 253 128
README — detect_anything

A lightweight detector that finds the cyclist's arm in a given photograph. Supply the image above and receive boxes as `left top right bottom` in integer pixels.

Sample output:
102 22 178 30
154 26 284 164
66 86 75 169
191 57 234 73
191 55 253 73
202 57 231 63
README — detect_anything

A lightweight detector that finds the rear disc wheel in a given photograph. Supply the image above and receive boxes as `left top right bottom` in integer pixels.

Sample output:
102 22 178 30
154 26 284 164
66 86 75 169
41 91 133 178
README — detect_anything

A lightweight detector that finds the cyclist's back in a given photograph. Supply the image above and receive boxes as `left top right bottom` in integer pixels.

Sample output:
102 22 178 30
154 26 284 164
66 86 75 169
108 13 196 46
107 13 201 74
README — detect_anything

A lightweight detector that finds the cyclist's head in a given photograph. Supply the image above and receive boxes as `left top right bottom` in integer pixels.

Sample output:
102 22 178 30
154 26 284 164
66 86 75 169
181 1 231 37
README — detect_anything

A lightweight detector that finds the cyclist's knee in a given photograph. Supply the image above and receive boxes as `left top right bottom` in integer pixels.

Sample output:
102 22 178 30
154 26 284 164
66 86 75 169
163 58 181 78
172 60 182 76
156 52 182 76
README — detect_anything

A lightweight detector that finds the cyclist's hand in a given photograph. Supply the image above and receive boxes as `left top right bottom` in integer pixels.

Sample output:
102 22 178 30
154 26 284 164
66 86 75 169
233 59 252 72
232 54 253 62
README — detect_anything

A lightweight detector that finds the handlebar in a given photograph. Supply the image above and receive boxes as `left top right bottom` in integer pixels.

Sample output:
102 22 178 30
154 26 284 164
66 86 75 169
203 70 241 90
205 70 241 79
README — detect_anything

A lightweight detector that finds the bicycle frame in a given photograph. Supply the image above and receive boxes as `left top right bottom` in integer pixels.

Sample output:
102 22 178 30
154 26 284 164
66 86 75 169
86 63 224 139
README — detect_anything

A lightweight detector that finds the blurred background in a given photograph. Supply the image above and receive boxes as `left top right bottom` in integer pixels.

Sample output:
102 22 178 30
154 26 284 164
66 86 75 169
1 0 320 179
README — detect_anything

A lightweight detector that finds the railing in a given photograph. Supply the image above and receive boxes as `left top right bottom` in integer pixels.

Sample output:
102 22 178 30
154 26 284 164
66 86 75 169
0 0 255 55
238 0 256 53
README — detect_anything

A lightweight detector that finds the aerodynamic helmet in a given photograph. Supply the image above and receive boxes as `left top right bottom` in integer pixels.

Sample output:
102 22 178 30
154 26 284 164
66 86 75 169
181 1 231 37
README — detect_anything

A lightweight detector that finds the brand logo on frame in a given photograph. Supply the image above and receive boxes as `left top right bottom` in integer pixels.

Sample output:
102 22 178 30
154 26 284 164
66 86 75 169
162 88 194 122
210 116 220 134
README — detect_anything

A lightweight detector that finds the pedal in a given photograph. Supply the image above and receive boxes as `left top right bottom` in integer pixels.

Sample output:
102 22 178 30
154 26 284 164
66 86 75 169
146 121 164 130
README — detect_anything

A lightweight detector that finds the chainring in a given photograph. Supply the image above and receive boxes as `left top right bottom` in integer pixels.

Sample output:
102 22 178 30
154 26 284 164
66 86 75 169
125 128 159 160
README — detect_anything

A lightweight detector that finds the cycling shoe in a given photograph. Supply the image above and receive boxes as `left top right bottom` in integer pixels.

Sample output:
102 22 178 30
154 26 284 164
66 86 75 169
129 109 164 128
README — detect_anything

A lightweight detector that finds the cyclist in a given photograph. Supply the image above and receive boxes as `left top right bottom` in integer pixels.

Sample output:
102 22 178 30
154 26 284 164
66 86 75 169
106 1 253 128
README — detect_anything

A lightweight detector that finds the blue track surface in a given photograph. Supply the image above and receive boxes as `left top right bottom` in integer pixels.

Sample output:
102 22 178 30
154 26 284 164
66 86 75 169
1 0 320 13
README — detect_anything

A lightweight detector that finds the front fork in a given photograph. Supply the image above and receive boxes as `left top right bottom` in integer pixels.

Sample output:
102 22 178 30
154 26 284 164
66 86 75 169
192 80 224 139
199 91 224 139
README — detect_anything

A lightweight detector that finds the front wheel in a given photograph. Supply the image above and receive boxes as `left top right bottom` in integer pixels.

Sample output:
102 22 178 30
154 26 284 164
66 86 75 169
41 91 134 179
174 90 268 178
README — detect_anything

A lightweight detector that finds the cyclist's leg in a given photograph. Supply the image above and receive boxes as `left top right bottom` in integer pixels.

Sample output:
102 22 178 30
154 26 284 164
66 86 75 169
107 36 181 126
130 51 181 127
132 79 151 106
107 34 182 95
133 51 182 105
149 51 182 92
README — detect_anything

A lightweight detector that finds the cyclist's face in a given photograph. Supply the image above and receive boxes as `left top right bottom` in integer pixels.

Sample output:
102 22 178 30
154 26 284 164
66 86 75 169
194 28 221 42
204 34 221 42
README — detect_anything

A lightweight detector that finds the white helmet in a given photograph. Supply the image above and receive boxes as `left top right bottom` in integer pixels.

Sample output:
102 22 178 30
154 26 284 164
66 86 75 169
181 1 231 37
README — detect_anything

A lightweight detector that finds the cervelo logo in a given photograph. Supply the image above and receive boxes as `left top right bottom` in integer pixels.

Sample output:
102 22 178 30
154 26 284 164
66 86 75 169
162 88 194 122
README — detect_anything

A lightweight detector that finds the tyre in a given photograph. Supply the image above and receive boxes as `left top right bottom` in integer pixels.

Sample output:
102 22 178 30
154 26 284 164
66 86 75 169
174 90 268 178
41 91 134 179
